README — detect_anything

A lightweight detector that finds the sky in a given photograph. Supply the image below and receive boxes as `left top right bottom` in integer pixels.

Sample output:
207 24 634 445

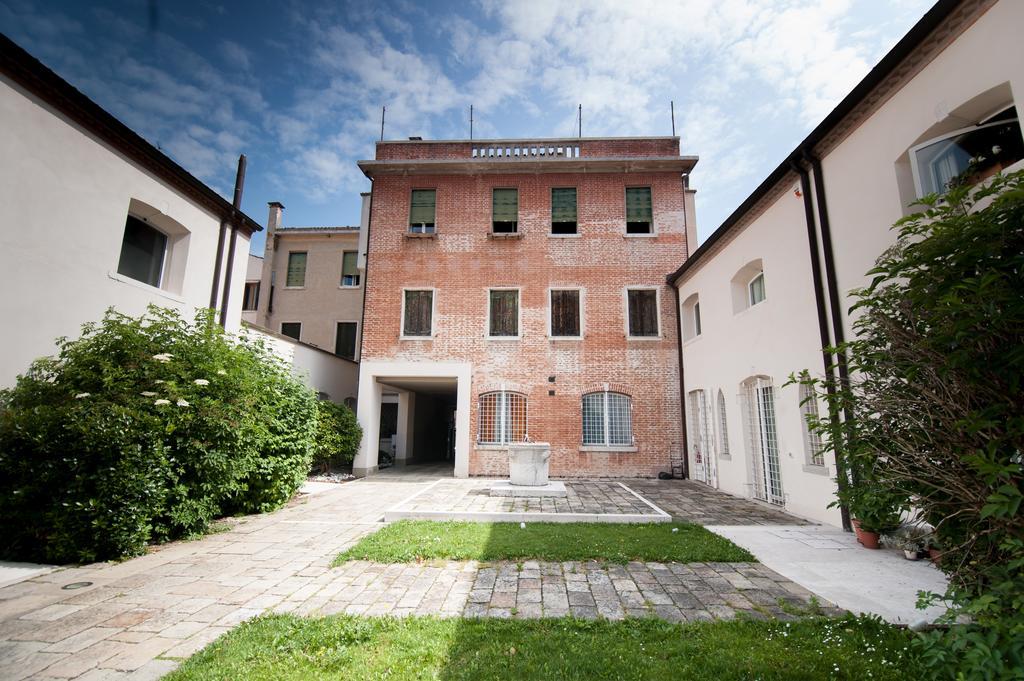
3 0 936 255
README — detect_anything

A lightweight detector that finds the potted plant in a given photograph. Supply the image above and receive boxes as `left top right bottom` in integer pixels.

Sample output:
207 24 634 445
835 478 905 549
886 525 929 559
924 534 943 563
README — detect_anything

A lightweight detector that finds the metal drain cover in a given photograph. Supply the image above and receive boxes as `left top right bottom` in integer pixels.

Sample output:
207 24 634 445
62 581 93 590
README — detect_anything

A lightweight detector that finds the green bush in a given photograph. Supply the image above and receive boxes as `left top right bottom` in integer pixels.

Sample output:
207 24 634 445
312 400 362 473
798 171 1024 679
0 306 318 563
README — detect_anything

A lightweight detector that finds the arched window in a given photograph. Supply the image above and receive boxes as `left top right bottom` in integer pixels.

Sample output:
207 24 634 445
730 259 765 314
716 390 730 459
478 391 527 444
582 391 632 446
799 384 825 467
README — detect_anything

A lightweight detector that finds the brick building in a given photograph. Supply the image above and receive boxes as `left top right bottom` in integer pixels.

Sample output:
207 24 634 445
353 137 698 478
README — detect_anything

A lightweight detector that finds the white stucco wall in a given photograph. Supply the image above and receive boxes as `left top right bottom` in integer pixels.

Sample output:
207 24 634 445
821 0 1024 335
0 76 251 387
243 324 358 405
677 192 842 526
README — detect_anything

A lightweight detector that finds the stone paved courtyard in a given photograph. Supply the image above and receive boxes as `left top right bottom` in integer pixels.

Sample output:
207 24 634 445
630 479 810 525
384 478 669 522
0 474 819 680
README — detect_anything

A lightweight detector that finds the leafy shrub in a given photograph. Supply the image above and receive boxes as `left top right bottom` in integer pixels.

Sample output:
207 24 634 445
312 400 362 473
798 172 1024 678
0 306 318 563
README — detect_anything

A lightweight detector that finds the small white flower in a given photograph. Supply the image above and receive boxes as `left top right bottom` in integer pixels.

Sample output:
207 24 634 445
672 527 678 533
193 379 210 386
216 369 227 375
520 522 526 529
176 399 190 407
154 380 165 384
992 145 1002 155
74 392 91 399
152 353 173 363
154 399 170 406
140 391 157 397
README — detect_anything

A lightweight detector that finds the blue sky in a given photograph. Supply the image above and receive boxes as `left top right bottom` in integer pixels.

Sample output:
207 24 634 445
3 0 934 255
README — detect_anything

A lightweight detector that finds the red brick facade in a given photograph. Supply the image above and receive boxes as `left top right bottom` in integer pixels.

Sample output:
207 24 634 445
361 138 692 478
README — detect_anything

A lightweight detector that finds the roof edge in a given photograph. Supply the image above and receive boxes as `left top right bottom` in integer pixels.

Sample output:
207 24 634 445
1 34 263 235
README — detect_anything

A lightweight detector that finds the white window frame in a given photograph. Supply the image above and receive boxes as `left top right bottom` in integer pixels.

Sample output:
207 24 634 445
716 389 731 459
747 272 766 307
623 185 657 237
623 286 662 339
333 320 359 360
408 187 438 234
486 287 522 339
117 213 169 289
280 321 302 341
478 389 528 445
340 251 361 288
581 388 635 449
399 287 436 340
909 109 1021 198
741 376 785 506
547 286 584 339
800 384 827 469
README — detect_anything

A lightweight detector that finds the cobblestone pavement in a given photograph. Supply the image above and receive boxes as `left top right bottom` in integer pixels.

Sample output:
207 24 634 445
628 479 809 525
390 479 659 516
0 475 814 680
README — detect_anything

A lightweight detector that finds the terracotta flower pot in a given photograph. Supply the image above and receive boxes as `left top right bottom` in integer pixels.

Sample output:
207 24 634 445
928 548 942 563
853 523 880 549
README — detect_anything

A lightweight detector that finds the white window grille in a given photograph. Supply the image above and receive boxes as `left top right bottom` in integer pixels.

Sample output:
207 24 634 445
716 389 730 459
800 384 825 467
582 390 632 446
478 391 527 444
687 389 716 486
741 377 784 505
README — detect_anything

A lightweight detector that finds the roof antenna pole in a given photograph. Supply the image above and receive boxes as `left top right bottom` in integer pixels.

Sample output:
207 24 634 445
470 104 474 141
671 100 676 136
380 105 385 141
578 104 582 139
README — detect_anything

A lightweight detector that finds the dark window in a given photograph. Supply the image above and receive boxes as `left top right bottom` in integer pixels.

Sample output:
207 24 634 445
551 187 577 234
242 282 260 311
492 188 518 233
286 252 307 287
627 289 659 336
409 189 436 233
550 289 580 337
117 215 166 287
335 322 357 359
489 290 519 336
341 251 360 286
625 187 653 233
281 322 301 340
694 301 702 336
403 290 433 336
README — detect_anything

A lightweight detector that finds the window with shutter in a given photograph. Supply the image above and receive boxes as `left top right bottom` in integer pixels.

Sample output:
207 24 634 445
489 289 519 336
492 188 518 233
280 322 301 340
335 322 357 359
409 189 436 233
551 187 577 234
402 290 433 337
341 251 360 286
625 187 653 234
627 289 659 337
286 252 307 287
550 289 581 337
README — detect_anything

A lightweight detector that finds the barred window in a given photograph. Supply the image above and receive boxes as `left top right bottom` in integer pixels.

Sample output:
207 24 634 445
800 384 825 466
582 391 632 446
478 391 527 444
716 389 730 458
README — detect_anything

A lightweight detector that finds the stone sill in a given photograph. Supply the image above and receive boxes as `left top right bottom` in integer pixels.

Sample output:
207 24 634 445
405 232 436 239
579 446 638 453
488 232 523 240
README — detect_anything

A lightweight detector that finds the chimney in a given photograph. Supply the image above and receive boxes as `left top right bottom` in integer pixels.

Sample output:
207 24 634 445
266 201 284 236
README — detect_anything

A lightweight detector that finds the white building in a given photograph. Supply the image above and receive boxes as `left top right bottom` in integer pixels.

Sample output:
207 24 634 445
0 36 261 388
671 0 1024 526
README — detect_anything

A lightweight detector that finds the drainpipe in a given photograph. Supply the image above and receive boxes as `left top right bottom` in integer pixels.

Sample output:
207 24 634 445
217 153 246 327
354 184 374 403
671 285 690 480
792 160 852 531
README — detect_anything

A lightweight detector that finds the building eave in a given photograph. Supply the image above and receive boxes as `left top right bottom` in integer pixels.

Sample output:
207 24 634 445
0 34 263 236
359 156 698 179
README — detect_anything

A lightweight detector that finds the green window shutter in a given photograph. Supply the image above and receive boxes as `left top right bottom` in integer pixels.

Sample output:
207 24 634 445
492 188 518 222
335 322 357 359
342 252 358 277
551 188 577 223
286 252 307 287
625 187 652 222
410 189 436 225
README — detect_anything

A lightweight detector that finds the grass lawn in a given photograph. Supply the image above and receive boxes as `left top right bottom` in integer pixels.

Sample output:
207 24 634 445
333 521 754 565
165 613 921 680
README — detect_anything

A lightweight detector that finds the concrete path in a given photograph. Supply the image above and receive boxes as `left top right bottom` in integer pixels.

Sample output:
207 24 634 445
708 524 949 624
